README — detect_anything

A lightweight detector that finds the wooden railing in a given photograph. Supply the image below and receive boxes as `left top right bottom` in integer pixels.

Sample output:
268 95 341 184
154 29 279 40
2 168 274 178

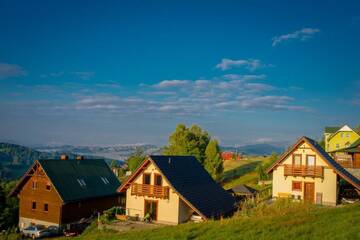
333 155 359 168
131 183 170 199
284 164 324 178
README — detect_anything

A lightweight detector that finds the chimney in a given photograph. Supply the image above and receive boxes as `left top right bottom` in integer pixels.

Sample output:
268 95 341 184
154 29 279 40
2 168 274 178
60 154 68 161
76 155 84 160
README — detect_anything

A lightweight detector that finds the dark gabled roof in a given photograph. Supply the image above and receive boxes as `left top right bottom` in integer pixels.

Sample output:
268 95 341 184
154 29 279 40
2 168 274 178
324 126 340 134
11 158 121 203
346 138 360 150
118 155 236 219
149 156 236 219
229 184 257 195
267 136 360 190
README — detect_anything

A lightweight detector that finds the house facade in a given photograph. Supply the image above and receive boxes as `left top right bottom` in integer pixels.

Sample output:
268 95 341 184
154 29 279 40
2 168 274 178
267 137 360 206
10 156 121 229
118 155 235 225
324 125 360 152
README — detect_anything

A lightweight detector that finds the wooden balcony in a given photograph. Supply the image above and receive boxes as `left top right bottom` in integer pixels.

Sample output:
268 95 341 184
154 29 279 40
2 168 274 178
333 155 360 168
131 183 170 199
284 164 324 178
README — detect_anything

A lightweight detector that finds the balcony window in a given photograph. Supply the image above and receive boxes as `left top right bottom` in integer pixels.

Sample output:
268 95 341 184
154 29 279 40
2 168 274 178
154 174 162 186
306 155 316 166
143 173 151 184
293 154 302 165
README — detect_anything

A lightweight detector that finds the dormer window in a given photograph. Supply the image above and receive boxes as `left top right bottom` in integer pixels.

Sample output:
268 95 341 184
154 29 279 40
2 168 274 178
77 178 86 187
101 177 110 184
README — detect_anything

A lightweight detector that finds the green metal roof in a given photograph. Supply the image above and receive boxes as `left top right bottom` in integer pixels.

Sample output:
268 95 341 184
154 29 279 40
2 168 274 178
324 126 340 134
38 159 121 203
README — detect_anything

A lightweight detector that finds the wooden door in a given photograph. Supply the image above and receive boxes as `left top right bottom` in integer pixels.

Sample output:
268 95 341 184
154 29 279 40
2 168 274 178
304 183 315 203
144 200 158 221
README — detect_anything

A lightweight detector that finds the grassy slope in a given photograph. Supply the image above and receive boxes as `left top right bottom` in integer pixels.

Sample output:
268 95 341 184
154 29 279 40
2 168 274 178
222 156 268 189
77 202 360 240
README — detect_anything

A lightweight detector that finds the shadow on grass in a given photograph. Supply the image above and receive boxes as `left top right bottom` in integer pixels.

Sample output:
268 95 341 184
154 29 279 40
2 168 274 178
221 161 261 184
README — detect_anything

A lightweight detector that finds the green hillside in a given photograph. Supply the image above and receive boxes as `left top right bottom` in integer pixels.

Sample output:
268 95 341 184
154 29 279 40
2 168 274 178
76 201 360 240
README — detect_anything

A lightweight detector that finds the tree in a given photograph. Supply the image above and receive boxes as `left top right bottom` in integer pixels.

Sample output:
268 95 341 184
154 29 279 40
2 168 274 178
204 139 223 180
0 179 19 231
163 124 210 164
126 148 146 172
256 152 279 180
355 124 360 135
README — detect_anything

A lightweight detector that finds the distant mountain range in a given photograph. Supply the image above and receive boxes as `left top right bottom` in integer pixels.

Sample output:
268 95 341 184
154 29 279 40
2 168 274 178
0 141 283 179
221 143 285 156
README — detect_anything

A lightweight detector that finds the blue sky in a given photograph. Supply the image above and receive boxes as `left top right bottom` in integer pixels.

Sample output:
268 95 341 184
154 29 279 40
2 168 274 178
1 0 360 146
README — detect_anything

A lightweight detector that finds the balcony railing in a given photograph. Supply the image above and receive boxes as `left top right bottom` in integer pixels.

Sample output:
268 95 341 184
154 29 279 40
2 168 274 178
131 183 170 199
333 155 360 168
284 164 324 178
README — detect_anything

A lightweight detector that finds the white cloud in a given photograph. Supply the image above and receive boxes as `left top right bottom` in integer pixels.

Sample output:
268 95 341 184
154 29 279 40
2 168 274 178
153 80 190 88
71 71 95 80
0 63 27 79
216 58 267 71
272 28 320 47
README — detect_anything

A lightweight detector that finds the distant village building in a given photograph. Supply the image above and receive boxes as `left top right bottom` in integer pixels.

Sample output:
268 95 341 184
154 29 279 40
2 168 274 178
10 155 121 229
324 125 360 152
221 151 241 161
118 155 235 225
267 137 360 205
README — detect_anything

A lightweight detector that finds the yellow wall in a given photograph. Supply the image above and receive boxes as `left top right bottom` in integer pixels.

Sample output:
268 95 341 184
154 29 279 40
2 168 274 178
125 162 194 225
272 142 338 206
325 131 360 152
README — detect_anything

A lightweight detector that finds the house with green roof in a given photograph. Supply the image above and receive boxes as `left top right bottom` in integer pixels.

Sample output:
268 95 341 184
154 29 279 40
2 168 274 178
324 125 360 152
10 155 121 230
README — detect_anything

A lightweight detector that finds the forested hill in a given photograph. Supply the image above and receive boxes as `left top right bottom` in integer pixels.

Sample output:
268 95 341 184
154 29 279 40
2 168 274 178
0 143 76 179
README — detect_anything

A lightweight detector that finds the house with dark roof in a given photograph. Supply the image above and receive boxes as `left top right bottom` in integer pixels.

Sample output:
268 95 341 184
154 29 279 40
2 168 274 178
10 155 121 230
118 155 235 225
267 136 360 205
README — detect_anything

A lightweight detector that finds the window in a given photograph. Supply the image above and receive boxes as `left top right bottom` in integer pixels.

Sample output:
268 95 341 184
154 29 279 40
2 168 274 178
32 201 36 210
101 177 110 184
143 173 151 184
306 155 316 166
44 203 48 212
32 181 37 190
341 133 344 138
336 143 340 149
293 154 302 165
346 133 350 138
77 178 86 187
46 183 51 191
292 181 302 191
154 174 162 186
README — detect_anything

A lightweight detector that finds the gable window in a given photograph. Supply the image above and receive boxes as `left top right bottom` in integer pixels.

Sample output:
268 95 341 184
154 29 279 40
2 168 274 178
292 181 302 191
293 154 302 166
46 183 51 191
32 181 37 190
336 144 340 149
143 173 151 185
44 203 48 212
154 174 162 186
346 133 350 138
32 201 36 210
341 133 344 138
306 155 316 166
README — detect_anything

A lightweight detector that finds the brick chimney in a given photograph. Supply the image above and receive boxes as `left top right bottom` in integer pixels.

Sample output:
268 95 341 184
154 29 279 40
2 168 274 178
60 154 68 160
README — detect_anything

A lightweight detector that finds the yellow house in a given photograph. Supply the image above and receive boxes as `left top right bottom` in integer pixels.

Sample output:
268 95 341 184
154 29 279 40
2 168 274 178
267 136 360 206
118 155 235 225
324 125 360 152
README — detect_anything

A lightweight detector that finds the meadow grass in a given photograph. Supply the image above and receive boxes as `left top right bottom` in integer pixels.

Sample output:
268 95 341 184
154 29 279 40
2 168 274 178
74 200 360 240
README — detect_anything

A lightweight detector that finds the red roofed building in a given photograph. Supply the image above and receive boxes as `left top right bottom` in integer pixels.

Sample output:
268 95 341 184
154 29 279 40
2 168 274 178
221 152 241 161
